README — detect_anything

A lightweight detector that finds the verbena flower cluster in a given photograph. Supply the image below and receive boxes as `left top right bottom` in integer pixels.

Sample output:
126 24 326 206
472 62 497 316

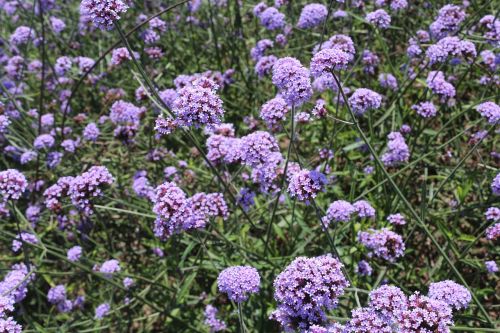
217 266 260 303
297 4 328 29
80 0 129 30
152 181 228 240
271 255 349 332
0 169 27 202
381 132 410 167
322 199 376 227
0 0 498 330
272 57 313 106
358 228 405 262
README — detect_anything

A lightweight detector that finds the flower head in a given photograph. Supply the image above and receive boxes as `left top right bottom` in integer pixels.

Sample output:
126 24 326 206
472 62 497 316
217 266 260 303
428 280 471 311
80 0 128 30
271 255 349 331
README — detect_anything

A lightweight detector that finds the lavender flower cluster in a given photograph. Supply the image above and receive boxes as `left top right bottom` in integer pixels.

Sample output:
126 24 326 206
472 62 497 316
152 181 228 240
271 255 349 331
358 228 405 262
322 199 376 227
217 266 260 303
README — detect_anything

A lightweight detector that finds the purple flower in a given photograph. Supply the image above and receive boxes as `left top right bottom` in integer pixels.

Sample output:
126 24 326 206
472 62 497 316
240 131 279 167
255 55 278 79
358 228 405 262
68 166 115 215
253 2 267 17
485 260 498 273
430 5 466 39
20 151 37 165
61 139 79 153
362 50 380 74
272 57 312 106
0 317 22 333
25 205 40 225
387 213 406 225
159 89 178 109
132 171 154 200
250 39 274 61
152 182 187 221
310 48 350 78
110 47 138 66
153 247 164 257
381 132 410 167
275 33 287 46
297 4 328 29
369 285 407 321
50 16 66 34
476 101 500 124
123 277 134 289
12 232 38 253
251 151 284 193
83 122 100 142
260 96 289 130
34 134 55 150
10 26 34 46
99 259 121 277
80 0 128 30
173 78 224 128
390 0 408 11
485 223 499 241
312 99 328 118
355 260 372 276
353 200 376 218
54 56 72 76
204 305 227 332
67 246 82 262
395 293 453 333
237 188 255 212
323 200 356 226
206 135 241 164
426 37 477 64
426 71 455 99
47 285 66 305
485 207 500 221
5 56 24 80
217 266 260 303
412 101 437 118
345 307 392 333
0 295 14 317
0 115 11 134
0 263 34 303
44 176 73 213
46 152 63 170
0 169 27 201
378 73 398 90
259 7 286 31
288 169 328 203
491 172 500 195
154 115 177 137
366 9 391 29
271 255 349 331
428 280 471 311
348 88 382 116
94 303 110 319
152 182 228 239
317 34 356 61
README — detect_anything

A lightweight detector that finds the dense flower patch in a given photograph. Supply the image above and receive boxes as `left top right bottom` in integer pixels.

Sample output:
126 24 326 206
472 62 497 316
0 0 498 331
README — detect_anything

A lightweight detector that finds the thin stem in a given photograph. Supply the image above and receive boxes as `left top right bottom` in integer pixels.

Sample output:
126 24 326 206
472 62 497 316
237 302 246 333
